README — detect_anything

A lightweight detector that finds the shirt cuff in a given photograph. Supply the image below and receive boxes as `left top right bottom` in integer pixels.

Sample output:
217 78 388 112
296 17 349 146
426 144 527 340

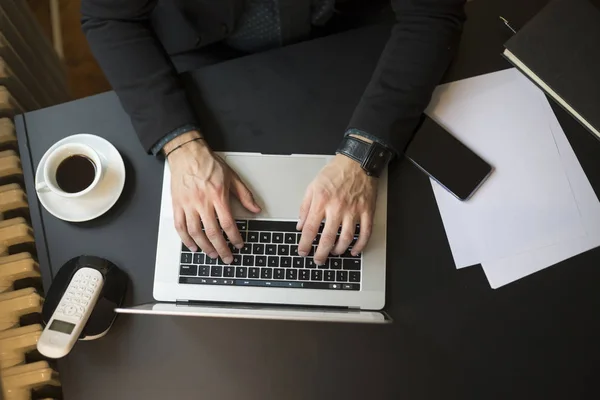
344 128 398 157
150 124 201 156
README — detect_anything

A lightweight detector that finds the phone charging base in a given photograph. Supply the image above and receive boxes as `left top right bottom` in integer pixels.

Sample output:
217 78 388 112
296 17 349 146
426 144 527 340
41 255 128 340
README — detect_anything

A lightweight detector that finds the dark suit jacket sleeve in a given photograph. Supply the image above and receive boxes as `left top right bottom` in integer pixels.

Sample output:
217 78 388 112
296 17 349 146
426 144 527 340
81 0 198 152
348 0 466 153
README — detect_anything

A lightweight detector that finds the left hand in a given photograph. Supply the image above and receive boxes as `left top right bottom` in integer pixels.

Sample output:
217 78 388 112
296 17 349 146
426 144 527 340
297 154 378 265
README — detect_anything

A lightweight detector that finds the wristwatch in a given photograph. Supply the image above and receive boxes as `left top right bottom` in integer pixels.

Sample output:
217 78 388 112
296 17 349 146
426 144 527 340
336 136 394 178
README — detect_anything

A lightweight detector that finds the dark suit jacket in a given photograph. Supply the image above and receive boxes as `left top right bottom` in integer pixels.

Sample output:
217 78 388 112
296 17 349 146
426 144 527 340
81 0 466 154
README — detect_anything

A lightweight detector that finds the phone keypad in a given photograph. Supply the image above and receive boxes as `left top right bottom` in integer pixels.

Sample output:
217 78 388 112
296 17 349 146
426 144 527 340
55 269 103 322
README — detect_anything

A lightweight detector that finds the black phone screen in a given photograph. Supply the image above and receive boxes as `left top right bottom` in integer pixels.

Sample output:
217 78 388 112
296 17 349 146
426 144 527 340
405 117 493 200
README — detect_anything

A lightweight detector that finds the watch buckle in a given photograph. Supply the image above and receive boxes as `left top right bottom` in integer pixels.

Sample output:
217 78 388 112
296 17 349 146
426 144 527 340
361 141 390 177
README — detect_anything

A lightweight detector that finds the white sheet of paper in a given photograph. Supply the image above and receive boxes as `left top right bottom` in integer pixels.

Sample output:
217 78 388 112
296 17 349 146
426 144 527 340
425 69 585 268
481 89 600 288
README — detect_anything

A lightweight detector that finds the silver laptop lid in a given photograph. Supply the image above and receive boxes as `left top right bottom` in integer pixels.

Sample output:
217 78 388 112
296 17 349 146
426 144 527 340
116 303 391 324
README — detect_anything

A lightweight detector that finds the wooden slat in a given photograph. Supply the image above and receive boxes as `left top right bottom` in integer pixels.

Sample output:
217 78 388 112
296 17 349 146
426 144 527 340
0 118 17 152
0 57 41 111
0 86 23 118
0 1 69 103
0 32 54 108
8 0 68 90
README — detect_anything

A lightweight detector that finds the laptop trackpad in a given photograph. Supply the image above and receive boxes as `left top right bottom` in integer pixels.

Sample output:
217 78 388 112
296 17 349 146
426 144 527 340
225 154 328 220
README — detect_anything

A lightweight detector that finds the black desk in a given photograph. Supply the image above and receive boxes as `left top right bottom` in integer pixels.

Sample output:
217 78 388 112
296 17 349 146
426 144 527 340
15 0 600 398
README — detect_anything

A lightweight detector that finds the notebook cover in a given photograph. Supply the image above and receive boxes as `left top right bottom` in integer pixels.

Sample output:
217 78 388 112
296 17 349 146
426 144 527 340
504 0 600 139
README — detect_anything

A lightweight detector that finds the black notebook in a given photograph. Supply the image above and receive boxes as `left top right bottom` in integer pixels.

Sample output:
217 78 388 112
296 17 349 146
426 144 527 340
503 0 600 140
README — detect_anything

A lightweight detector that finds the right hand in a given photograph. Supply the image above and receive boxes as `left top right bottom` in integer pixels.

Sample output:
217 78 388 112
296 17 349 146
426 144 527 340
165 131 261 263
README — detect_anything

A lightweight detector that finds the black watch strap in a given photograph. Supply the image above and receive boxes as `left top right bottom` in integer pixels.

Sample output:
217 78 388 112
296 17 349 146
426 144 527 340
336 136 394 178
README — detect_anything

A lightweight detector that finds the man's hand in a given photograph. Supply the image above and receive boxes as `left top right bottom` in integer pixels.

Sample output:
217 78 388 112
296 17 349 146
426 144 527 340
166 131 261 263
297 153 378 265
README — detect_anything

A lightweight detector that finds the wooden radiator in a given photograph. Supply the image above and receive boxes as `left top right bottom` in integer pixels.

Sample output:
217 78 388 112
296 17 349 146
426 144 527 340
0 1 69 399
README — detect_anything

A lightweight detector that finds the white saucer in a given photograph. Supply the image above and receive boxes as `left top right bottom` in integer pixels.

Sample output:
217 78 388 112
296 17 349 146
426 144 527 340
35 134 126 222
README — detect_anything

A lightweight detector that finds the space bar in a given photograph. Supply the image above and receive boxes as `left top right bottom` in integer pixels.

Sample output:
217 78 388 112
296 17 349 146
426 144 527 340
235 279 303 288
247 220 298 232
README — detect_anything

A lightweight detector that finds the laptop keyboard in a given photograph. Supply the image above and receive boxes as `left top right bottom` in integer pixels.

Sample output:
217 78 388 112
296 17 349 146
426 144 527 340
179 220 361 290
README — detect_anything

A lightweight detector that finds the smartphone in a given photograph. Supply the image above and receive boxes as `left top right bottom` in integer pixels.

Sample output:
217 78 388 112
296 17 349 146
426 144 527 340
405 116 493 201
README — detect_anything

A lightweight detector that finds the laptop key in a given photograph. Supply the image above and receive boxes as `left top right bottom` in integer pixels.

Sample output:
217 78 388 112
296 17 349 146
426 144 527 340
211 266 222 277
317 259 330 269
242 255 254 266
249 267 260 278
231 255 242 265
286 269 298 280
236 220 248 231
253 244 265 254
274 268 285 279
241 244 252 254
280 257 292 267
235 267 247 278
268 256 279 267
341 248 360 258
324 270 335 281
336 271 348 282
272 233 284 243
181 253 192 264
248 231 259 242
343 259 361 270
248 220 297 232
206 257 217 265
193 253 204 264
224 266 235 277
261 268 273 279
260 232 271 243
277 245 289 256
291 245 299 256
330 258 342 269
256 256 267 267
228 243 240 254
312 234 320 245
305 258 316 268
199 266 210 276
180 265 197 276
299 270 310 281
349 271 361 282
311 270 323 281
293 257 304 268
266 244 277 255
285 233 296 244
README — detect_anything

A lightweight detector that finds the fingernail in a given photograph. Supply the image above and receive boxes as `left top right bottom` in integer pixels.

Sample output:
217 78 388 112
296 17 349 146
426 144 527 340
209 252 218 259
190 246 198 252
224 256 233 264
298 251 307 257
351 252 357 257
235 243 244 249
315 260 323 265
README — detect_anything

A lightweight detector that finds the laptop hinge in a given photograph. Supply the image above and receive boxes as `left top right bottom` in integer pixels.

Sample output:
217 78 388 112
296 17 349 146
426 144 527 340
175 299 354 311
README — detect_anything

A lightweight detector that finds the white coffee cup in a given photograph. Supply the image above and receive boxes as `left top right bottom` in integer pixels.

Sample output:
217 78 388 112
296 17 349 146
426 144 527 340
36 143 103 198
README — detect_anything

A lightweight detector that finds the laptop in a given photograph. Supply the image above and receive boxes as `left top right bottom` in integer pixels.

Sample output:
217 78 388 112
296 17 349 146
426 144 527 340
116 152 389 323
115 24 393 323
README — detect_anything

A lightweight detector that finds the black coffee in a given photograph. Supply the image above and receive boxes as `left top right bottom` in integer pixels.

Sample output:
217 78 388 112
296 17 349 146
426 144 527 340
55 155 96 193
